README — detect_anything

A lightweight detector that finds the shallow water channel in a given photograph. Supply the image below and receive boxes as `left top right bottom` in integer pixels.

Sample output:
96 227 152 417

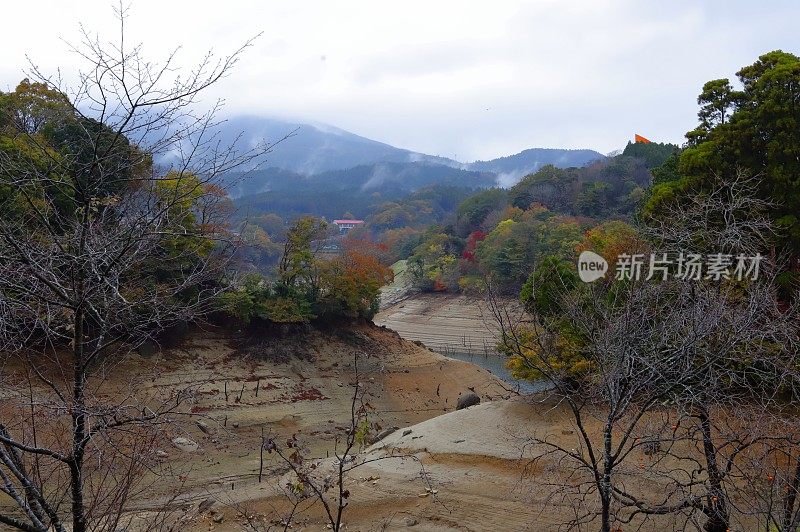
439 349 551 394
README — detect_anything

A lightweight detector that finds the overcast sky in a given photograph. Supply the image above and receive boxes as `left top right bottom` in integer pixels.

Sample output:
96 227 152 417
2 0 798 161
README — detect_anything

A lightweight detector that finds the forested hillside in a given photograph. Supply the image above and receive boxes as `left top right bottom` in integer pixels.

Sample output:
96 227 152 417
230 161 494 215
382 140 677 292
469 147 607 185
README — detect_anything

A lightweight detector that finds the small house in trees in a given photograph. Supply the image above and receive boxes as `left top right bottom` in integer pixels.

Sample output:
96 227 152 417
333 219 364 234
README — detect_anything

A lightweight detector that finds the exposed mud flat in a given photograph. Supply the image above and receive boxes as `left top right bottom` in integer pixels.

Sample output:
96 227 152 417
120 320 564 531
61 322 517 529
2 320 715 530
374 293 548 394
375 293 507 357
176 390 696 531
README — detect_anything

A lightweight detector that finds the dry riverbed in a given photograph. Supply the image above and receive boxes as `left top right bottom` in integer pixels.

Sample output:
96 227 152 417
123 321 582 531
2 304 697 530
103 321 525 530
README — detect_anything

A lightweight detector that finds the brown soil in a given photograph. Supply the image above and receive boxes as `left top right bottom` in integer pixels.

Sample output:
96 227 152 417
374 293 506 356
88 321 521 530
1 316 724 531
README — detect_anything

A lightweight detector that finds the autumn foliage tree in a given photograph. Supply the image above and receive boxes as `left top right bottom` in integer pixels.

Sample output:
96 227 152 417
218 220 393 324
318 247 394 319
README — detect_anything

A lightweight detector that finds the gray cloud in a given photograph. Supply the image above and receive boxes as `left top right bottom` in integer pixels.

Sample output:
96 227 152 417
2 0 798 160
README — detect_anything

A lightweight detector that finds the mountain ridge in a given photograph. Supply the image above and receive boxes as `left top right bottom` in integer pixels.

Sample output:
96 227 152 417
217 116 605 183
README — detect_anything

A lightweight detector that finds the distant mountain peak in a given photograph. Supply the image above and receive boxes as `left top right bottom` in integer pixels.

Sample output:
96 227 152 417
214 115 604 188
213 116 460 175
466 147 605 186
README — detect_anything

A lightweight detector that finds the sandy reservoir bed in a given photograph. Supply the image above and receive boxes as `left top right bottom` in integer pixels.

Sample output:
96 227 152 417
374 294 503 357
1 308 696 530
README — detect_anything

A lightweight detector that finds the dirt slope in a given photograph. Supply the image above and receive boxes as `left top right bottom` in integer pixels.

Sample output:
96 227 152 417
374 293 507 357
3 320 690 531
110 322 514 528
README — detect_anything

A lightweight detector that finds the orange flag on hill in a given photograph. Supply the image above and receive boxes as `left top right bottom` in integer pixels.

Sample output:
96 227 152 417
635 134 651 144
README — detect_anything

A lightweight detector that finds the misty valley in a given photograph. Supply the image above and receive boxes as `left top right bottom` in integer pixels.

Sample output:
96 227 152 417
1 3 799 531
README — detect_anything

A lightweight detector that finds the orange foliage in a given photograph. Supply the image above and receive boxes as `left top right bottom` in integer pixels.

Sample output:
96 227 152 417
576 221 649 276
342 237 390 262
318 248 394 317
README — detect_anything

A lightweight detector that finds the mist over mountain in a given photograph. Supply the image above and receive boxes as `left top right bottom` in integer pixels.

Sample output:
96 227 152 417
216 116 458 175
229 162 495 220
222 116 606 222
218 116 605 186
227 161 495 199
468 148 607 186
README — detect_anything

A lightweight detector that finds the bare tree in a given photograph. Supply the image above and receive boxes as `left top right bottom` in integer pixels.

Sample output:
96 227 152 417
734 416 800 532
263 353 429 531
488 169 799 531
644 170 776 256
638 171 800 531
490 274 791 530
0 6 281 531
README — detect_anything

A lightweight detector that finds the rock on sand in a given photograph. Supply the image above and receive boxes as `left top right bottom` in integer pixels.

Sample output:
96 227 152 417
171 437 199 452
456 391 480 410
